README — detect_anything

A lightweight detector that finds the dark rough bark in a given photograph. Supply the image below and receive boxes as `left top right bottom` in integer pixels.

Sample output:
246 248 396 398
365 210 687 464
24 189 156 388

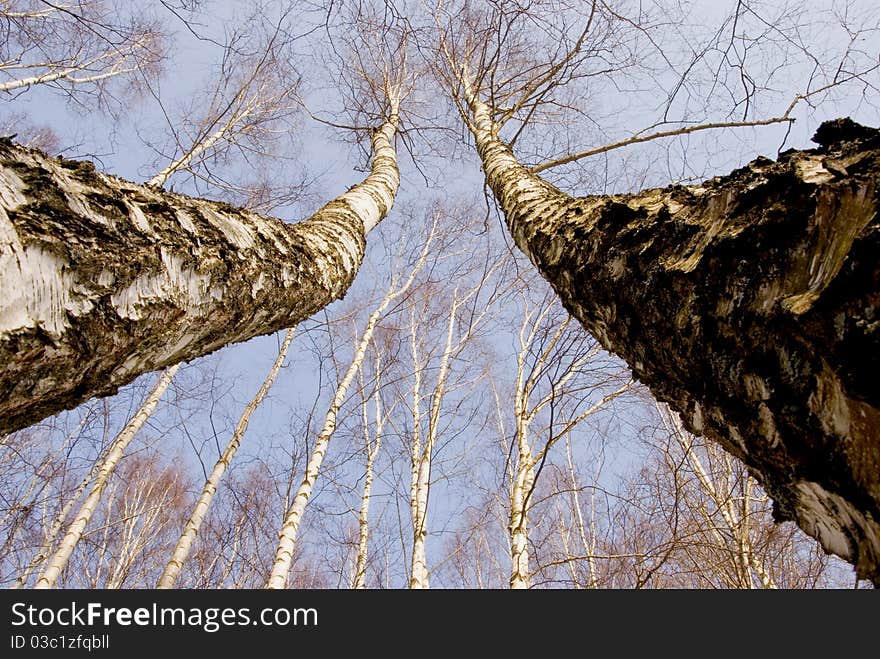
0 121 398 435
478 117 880 583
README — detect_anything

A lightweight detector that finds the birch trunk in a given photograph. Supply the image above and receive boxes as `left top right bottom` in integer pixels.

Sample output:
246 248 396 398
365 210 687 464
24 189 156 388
508 457 534 589
157 327 295 588
352 355 384 589
352 428 379 589
407 309 428 589
508 313 537 589
0 108 399 436
463 85 880 583
13 453 103 588
34 365 178 589
408 293 459 589
266 253 420 589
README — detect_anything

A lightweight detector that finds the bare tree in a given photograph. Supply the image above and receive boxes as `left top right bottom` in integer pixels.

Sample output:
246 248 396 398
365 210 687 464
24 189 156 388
439 0 880 582
157 327 295 588
351 349 388 589
142 5 304 211
11 425 105 588
402 257 506 588
3 0 879 590
598 398 848 588
0 1 162 102
499 289 632 588
34 366 177 588
266 216 434 589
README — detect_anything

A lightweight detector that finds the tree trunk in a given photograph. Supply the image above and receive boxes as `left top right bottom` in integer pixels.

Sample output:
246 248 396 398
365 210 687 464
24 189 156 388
466 100 880 583
34 365 178 588
352 355 383 589
0 111 399 436
266 262 417 589
157 327 295 588
508 461 534 589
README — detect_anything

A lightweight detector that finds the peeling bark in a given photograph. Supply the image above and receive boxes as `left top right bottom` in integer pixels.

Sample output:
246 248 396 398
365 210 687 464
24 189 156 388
0 113 399 436
468 104 880 583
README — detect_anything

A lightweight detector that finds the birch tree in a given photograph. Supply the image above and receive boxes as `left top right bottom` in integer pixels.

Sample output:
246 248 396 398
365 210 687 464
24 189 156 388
403 260 505 588
501 291 632 588
33 365 177 588
439 0 880 583
11 416 107 588
142 5 304 210
0 81 400 435
157 328 295 588
72 452 187 588
601 400 845 588
351 350 388 589
0 1 162 102
266 217 434 589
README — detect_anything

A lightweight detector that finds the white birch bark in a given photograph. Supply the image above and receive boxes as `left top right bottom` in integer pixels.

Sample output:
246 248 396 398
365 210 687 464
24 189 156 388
564 437 600 589
148 111 252 188
157 327 295 588
0 104 399 435
351 354 384 589
33 365 178 589
508 310 539 589
407 304 454 589
0 64 139 92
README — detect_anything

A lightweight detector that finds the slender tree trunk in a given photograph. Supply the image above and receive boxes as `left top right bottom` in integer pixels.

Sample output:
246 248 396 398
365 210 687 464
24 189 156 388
13 452 103 588
147 112 250 189
352 355 384 589
0 106 400 436
34 365 178 589
564 437 600 589
266 252 421 589
407 291 463 589
157 327 295 588
352 434 379 589
463 79 880 583
407 309 428 589
508 324 535 589
508 458 534 589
